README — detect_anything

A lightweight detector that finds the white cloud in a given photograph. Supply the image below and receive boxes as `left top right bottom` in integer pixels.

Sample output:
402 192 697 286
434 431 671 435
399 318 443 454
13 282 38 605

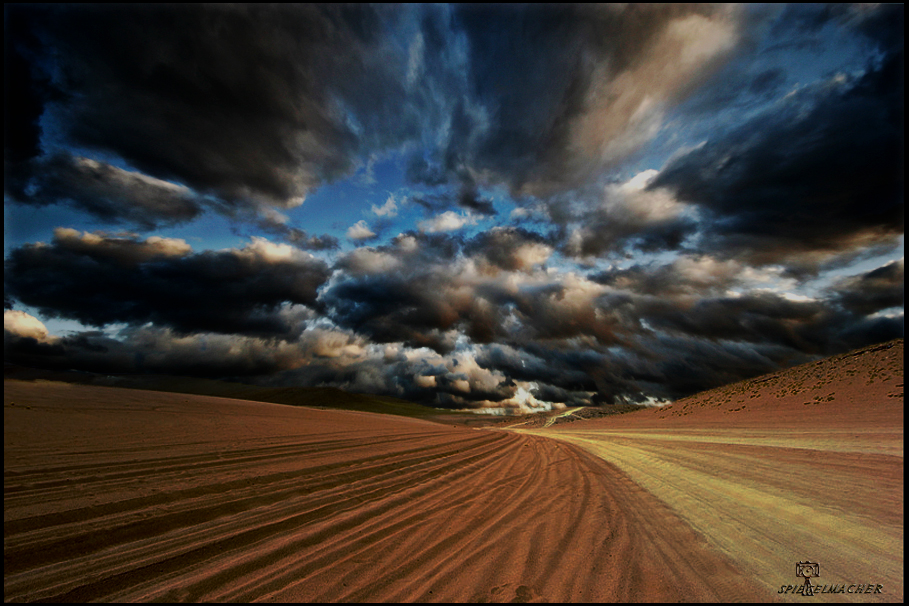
371 194 399 217
414 374 437 388
342 247 401 275
75 156 191 194
417 211 478 233
451 379 471 393
608 169 688 222
347 220 377 240
259 206 290 226
54 227 192 258
566 7 741 172
309 328 366 359
4 310 54 342
239 236 312 264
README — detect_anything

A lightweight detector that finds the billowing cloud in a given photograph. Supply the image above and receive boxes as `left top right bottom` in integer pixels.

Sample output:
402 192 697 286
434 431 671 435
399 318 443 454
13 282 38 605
5 309 53 343
829 259 904 317
465 227 553 273
9 5 388 204
3 309 66 360
3 4 903 413
347 220 377 241
416 4 745 197
650 47 904 269
5 4 466 225
417 211 478 233
5 153 204 229
564 170 699 258
4 230 329 338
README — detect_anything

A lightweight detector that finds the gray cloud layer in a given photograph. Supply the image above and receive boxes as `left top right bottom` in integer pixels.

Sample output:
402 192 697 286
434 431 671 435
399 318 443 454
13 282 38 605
6 228 902 406
5 230 328 339
4 4 904 409
6 4 746 220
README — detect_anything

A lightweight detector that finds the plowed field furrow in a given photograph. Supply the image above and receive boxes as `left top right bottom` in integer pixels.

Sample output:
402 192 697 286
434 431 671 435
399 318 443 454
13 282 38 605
150 433 537 602
3 431 468 500
6 432 524 603
5 381 773 602
5 434 389 478
4 431 510 581
5 430 498 534
525 426 903 602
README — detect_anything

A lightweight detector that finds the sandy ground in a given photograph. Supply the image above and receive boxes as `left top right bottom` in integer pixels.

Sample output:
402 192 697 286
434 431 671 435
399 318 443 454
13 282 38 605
5 340 901 602
5 380 768 602
520 340 904 603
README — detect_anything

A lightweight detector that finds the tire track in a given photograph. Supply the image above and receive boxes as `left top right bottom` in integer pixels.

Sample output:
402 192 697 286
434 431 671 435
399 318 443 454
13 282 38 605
5 381 768 602
4 431 509 589
526 425 903 602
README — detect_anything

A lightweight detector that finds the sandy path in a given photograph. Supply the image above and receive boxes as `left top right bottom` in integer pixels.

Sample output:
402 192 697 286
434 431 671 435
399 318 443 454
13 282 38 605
519 342 904 602
5 380 766 602
519 426 902 603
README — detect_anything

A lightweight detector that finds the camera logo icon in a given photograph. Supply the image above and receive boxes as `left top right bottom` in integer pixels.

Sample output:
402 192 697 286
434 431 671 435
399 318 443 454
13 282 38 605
796 561 820 596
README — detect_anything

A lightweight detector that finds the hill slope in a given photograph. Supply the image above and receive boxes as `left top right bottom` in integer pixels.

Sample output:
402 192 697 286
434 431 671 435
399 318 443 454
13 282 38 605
3 365 451 419
522 338 904 601
568 338 903 429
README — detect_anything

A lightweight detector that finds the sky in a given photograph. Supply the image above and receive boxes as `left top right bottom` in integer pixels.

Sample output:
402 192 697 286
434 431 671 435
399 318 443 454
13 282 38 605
4 4 904 413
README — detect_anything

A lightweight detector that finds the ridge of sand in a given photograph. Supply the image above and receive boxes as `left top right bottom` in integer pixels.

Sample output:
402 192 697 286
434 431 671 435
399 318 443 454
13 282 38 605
6 340 902 602
521 339 903 602
5 380 766 602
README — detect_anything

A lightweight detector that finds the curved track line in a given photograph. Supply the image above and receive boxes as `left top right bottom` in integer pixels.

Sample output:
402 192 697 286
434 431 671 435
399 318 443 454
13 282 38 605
521 425 903 602
5 381 767 602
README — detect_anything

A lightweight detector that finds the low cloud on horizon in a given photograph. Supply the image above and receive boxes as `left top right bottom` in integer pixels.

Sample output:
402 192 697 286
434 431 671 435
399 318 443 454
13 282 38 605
4 4 904 411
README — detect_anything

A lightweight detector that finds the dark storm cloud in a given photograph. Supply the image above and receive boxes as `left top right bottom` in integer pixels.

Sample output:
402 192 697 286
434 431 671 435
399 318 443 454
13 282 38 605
3 4 903 412
283 229 340 252
852 3 905 55
651 41 904 268
626 335 803 402
637 292 831 353
407 186 497 218
471 337 764 406
321 262 469 354
7 3 747 225
563 197 698 257
3 332 67 360
464 227 553 272
7 4 437 214
589 256 740 297
4 5 60 164
323 231 622 355
406 4 744 197
3 325 305 378
244 217 340 251
830 260 904 317
321 233 902 405
5 152 204 229
632 284 903 363
4 230 329 338
477 327 818 405
476 344 599 395
466 256 904 404
466 296 777 404
456 186 497 216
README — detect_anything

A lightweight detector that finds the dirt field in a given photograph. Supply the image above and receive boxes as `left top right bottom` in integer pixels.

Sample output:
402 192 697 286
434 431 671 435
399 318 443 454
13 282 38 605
5 380 765 602
4 340 902 602
520 340 904 602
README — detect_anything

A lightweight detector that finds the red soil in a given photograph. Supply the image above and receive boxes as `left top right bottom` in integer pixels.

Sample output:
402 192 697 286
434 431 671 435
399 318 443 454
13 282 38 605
5 340 901 602
5 380 765 602
531 339 903 602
